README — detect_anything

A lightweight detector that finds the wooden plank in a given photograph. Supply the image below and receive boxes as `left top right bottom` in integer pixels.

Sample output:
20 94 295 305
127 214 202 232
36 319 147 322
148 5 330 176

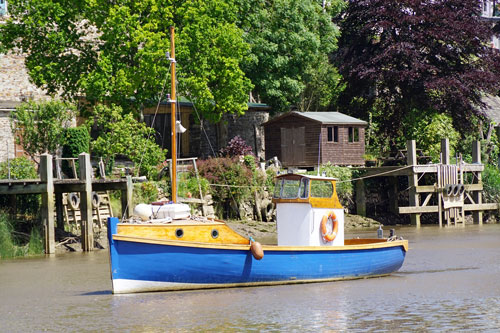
399 203 498 214
0 183 47 194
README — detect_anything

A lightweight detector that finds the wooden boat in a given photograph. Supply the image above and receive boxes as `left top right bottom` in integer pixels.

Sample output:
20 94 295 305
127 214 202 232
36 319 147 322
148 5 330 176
106 28 408 294
107 172 408 294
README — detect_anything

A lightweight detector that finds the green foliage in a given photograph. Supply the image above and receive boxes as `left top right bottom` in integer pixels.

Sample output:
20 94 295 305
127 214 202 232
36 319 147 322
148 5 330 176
310 163 354 207
0 156 38 179
0 157 40 216
133 182 159 205
402 112 460 162
63 126 90 157
10 100 75 162
197 157 266 218
27 227 44 256
0 213 24 259
0 212 43 259
89 105 166 179
239 0 344 112
481 164 500 205
1 0 252 120
178 172 210 199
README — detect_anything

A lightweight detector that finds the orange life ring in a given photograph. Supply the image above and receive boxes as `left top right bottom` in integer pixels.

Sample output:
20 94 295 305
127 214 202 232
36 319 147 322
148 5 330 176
320 211 338 242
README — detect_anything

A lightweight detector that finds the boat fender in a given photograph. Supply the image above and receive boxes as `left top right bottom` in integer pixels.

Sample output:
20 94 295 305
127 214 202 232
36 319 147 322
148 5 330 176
68 192 80 210
249 237 264 260
91 191 100 209
320 211 338 242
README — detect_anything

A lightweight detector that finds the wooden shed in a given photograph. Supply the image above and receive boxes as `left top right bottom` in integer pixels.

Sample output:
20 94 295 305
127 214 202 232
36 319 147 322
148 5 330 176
263 111 367 168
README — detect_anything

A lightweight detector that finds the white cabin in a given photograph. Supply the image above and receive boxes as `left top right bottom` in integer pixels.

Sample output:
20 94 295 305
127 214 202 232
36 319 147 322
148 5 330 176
272 174 344 247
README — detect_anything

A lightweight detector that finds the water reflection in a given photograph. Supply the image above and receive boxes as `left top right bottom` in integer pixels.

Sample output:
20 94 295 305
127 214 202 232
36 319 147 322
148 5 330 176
2 224 500 331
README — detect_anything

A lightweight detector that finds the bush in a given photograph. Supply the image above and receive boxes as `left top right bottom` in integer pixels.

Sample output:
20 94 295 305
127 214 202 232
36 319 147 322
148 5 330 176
178 172 210 199
133 181 159 205
310 163 355 208
220 136 253 157
11 100 76 162
61 126 90 177
89 104 166 179
482 164 500 205
197 157 259 218
63 126 90 157
0 157 40 216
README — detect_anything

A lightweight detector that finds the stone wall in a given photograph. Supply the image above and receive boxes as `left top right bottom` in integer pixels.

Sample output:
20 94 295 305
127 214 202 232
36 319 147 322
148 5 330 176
193 110 270 160
0 50 50 162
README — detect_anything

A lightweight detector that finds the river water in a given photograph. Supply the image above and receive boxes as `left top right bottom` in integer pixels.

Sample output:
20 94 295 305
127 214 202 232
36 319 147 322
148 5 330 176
2 224 500 332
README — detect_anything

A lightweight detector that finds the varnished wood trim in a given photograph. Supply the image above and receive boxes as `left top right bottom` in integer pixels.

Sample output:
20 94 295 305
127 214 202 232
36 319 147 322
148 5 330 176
113 234 408 252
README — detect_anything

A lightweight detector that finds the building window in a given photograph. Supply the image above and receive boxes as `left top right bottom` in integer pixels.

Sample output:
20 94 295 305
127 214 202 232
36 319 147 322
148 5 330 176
0 0 6 16
348 127 359 143
327 126 338 142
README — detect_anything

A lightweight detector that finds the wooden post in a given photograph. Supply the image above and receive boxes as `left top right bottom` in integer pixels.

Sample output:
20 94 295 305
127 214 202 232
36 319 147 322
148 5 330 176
121 175 133 219
355 179 366 217
407 140 420 227
40 154 55 254
79 153 93 251
388 177 398 214
441 138 450 165
472 141 483 225
55 192 63 229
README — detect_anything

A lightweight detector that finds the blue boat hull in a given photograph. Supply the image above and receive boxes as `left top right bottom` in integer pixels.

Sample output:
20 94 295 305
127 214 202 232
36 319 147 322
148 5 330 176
107 218 407 294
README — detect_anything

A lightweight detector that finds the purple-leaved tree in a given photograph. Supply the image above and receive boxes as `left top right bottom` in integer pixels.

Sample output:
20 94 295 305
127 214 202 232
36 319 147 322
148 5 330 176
337 0 500 146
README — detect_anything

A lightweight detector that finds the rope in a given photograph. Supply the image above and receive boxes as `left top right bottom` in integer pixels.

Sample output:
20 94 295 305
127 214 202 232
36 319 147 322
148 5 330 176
336 165 414 183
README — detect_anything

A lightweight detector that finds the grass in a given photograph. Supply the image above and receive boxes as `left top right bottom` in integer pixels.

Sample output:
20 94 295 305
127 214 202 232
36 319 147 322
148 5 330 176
0 212 44 259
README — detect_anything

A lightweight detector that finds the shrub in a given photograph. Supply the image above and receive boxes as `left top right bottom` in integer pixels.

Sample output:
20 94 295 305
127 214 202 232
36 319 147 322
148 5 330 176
63 126 90 157
11 100 76 162
178 172 210 199
220 136 253 157
89 104 166 179
133 181 159 205
482 164 500 205
0 157 40 216
197 157 256 218
310 163 355 208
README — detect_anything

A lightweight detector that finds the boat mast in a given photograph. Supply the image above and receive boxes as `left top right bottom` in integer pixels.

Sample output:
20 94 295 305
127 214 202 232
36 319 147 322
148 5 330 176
170 26 177 203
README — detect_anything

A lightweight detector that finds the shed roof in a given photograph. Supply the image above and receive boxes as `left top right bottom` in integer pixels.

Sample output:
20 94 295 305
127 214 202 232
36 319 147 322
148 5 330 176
262 111 367 126
481 95 500 124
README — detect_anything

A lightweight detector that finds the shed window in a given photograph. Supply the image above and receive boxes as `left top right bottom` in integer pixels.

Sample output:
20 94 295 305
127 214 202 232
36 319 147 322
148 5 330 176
348 127 359 143
327 126 338 142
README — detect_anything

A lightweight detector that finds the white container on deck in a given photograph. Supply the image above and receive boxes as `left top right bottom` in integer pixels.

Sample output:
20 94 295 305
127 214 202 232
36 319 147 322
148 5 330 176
134 203 191 220
153 203 191 220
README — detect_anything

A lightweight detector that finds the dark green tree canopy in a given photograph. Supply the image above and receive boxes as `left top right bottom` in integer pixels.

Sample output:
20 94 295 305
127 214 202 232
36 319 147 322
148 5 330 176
0 0 252 121
238 0 345 112
337 0 500 142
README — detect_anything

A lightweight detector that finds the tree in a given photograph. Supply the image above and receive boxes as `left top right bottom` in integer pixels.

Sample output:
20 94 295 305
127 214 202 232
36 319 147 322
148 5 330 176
0 0 252 121
237 0 344 112
337 0 500 146
11 100 75 164
89 104 166 179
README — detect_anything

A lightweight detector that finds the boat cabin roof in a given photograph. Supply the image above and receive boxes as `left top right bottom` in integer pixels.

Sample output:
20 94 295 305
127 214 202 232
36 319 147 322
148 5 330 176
275 173 338 181
272 174 342 209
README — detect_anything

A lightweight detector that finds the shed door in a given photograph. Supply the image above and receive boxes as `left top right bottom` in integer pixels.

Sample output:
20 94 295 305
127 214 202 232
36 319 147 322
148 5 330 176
281 127 305 166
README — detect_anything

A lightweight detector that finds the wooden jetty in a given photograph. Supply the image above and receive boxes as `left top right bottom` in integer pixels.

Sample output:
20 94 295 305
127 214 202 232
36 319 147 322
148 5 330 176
0 153 133 254
355 139 498 227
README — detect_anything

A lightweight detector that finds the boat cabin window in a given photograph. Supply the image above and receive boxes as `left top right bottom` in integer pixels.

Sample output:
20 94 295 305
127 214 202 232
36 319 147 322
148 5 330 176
273 177 309 199
310 180 333 198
